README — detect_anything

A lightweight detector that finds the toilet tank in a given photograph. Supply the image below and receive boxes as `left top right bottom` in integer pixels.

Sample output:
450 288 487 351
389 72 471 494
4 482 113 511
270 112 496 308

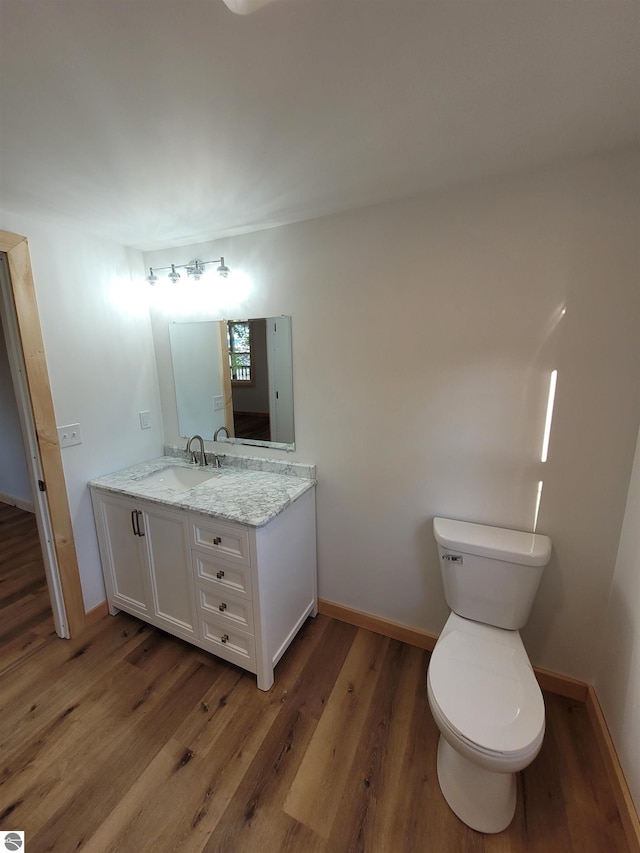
433 517 552 630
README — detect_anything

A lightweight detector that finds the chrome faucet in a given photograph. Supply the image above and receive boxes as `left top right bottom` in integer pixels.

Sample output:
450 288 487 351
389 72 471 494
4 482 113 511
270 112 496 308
214 426 230 441
186 434 207 467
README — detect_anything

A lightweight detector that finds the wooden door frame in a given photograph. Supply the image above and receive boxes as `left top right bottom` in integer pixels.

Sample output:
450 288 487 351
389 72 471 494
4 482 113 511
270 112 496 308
0 229 85 636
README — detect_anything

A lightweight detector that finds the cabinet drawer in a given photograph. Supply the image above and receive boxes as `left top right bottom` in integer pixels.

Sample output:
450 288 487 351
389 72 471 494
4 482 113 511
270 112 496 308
199 615 256 671
190 518 250 567
196 585 254 634
193 552 251 600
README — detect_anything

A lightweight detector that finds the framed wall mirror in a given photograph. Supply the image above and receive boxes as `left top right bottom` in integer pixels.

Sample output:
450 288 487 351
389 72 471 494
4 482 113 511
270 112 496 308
169 316 295 451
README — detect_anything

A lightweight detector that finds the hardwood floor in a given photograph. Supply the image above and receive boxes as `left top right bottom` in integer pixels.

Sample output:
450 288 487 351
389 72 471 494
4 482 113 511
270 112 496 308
0 502 631 852
233 411 271 442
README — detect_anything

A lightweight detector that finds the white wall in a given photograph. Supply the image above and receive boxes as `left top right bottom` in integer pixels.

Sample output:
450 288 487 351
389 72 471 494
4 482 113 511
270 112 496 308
146 150 639 683
0 317 32 507
596 426 640 812
0 210 164 610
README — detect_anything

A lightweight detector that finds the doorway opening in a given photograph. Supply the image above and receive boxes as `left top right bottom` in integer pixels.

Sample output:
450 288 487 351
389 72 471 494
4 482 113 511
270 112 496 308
0 232 85 637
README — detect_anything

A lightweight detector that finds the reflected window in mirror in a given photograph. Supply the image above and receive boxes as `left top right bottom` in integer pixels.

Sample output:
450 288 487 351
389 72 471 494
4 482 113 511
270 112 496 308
228 320 254 385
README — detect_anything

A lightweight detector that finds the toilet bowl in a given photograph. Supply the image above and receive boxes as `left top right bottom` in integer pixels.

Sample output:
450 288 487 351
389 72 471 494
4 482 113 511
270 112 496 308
427 612 545 833
429 517 551 833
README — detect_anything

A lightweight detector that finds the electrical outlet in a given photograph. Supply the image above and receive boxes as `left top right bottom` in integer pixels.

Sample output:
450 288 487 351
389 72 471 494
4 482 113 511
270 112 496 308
213 396 224 411
58 423 82 448
139 411 151 429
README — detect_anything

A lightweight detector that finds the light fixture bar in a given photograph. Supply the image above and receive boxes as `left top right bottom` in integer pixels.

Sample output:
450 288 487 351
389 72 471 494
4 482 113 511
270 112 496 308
146 257 229 285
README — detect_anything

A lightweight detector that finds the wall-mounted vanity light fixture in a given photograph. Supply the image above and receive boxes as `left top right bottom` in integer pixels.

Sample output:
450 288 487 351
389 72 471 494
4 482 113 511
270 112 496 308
146 257 230 285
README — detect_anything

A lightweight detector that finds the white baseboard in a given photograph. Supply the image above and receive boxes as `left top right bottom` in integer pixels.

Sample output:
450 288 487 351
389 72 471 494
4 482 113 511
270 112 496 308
0 492 34 513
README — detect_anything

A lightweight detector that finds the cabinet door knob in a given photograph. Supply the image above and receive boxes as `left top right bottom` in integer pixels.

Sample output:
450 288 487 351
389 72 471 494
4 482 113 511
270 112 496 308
213 536 222 545
221 633 229 644
216 570 225 579
218 602 227 612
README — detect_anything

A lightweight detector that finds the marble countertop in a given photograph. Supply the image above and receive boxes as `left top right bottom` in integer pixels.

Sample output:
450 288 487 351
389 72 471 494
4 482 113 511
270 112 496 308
89 456 316 527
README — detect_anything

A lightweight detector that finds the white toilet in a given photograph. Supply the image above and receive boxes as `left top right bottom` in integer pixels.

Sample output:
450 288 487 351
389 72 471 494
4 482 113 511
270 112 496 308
427 516 552 834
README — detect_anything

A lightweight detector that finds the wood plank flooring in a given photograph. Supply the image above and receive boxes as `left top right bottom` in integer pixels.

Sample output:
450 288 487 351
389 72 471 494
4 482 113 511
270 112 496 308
0 502 631 852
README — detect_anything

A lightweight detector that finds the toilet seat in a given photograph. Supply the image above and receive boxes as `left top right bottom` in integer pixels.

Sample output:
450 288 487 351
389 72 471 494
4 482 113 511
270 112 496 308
428 615 545 757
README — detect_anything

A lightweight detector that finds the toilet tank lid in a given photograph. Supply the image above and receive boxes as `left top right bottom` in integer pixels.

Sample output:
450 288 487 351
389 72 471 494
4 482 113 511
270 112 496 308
433 517 552 567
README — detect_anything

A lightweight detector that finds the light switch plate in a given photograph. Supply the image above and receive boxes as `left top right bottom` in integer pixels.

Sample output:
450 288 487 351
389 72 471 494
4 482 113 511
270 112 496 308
58 423 82 448
139 411 151 429
213 396 224 411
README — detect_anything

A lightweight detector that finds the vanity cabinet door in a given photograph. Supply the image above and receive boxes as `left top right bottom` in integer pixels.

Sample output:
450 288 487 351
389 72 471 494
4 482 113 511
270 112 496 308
142 505 197 641
91 492 152 619
91 490 197 642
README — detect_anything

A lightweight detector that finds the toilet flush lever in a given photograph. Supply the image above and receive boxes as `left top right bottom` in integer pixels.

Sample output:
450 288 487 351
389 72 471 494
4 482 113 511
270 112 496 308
442 554 463 563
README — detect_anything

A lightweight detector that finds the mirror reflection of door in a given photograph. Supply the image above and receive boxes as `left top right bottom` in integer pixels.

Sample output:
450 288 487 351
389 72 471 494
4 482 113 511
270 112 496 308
228 319 271 441
267 318 294 445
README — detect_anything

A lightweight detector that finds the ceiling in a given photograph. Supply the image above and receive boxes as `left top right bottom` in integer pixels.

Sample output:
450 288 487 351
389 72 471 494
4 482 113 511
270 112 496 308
1 0 639 251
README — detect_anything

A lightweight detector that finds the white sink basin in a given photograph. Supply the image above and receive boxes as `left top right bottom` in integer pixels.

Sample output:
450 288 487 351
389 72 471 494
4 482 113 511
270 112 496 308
139 465 218 491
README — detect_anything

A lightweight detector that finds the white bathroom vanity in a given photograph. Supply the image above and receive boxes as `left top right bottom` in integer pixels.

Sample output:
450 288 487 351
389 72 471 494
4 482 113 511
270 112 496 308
89 455 317 690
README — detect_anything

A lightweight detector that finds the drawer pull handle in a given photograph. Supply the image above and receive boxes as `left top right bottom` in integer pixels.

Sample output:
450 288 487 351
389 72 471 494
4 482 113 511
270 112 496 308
218 602 227 612
221 633 229 644
213 537 222 545
216 570 225 579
